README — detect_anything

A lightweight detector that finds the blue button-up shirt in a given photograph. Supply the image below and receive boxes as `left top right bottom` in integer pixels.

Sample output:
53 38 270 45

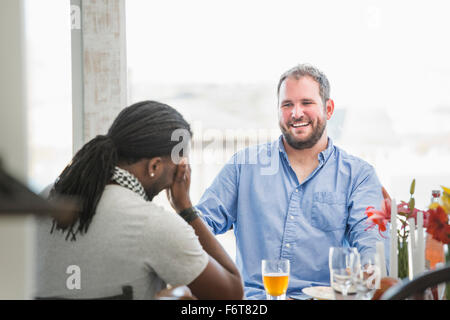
196 136 390 299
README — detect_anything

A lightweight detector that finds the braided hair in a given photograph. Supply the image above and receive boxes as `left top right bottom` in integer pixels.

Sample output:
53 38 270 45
49 101 192 240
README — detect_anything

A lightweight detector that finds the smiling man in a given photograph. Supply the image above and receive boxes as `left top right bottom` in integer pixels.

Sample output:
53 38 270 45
196 64 389 299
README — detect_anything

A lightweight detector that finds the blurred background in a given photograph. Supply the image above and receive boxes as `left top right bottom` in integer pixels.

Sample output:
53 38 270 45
1 0 449 298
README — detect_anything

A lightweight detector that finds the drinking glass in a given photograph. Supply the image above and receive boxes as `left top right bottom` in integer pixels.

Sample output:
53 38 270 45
329 247 358 299
261 259 290 300
352 252 381 300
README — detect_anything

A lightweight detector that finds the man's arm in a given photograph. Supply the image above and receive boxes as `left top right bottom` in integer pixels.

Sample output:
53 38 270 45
195 155 239 235
346 165 390 273
168 158 243 300
187 217 243 299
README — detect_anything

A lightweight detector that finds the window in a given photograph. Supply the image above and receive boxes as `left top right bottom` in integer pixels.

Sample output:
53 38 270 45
25 0 72 193
126 0 450 259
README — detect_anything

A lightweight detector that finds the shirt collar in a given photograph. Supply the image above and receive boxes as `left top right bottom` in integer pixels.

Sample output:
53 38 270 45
320 137 334 163
277 135 289 163
277 135 335 164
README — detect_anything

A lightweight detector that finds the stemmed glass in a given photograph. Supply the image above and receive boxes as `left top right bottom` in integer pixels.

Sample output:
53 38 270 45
352 252 381 300
329 247 358 299
261 259 290 300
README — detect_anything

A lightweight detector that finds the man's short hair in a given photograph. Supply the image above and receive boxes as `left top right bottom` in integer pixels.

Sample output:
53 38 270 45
277 63 330 105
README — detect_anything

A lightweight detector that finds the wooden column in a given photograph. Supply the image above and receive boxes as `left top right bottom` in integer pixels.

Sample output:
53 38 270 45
72 0 127 152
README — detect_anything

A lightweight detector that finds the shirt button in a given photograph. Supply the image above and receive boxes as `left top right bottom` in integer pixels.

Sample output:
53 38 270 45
286 244 291 248
290 215 294 220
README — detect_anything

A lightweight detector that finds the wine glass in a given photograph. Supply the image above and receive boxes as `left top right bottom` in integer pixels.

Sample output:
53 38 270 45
329 247 358 299
261 259 290 300
352 252 381 300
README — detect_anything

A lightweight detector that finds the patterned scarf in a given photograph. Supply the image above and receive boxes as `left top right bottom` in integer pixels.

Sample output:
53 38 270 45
111 166 149 201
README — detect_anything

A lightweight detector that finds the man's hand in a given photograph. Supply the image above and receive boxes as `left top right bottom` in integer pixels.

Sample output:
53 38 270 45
167 158 192 213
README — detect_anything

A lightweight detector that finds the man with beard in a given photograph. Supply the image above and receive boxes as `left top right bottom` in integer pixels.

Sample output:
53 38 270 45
195 64 389 299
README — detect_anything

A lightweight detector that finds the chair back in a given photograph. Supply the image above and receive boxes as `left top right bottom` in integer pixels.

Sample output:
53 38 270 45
35 285 133 300
381 264 450 300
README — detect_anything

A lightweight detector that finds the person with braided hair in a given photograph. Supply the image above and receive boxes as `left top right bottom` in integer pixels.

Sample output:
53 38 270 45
34 100 243 300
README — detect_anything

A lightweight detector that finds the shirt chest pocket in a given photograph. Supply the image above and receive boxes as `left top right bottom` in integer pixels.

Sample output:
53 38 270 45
310 192 347 231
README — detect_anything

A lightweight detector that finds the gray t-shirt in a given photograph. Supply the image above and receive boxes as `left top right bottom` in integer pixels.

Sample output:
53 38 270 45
34 184 209 299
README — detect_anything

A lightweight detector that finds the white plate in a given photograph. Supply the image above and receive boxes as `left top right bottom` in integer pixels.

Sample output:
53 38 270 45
302 286 335 300
302 285 356 300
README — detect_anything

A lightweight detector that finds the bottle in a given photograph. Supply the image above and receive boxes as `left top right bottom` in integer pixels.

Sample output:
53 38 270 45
425 190 445 300
425 190 445 270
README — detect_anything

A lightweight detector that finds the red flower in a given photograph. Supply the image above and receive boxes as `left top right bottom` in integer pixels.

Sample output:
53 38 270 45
365 198 391 238
426 205 450 244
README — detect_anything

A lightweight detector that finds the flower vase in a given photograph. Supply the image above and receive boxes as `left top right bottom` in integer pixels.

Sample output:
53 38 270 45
398 237 409 280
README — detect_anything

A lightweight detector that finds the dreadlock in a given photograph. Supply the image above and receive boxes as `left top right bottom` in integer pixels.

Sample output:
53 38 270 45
49 101 192 241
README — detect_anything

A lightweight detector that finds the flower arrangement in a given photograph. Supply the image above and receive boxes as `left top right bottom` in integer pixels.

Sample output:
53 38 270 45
365 180 450 280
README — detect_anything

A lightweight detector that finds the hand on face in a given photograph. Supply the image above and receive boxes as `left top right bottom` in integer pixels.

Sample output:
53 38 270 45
166 157 192 213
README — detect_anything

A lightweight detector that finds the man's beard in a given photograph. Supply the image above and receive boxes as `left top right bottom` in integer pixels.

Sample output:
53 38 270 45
280 116 327 150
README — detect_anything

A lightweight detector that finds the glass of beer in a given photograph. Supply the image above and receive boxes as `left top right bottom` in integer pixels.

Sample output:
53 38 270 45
261 259 290 300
